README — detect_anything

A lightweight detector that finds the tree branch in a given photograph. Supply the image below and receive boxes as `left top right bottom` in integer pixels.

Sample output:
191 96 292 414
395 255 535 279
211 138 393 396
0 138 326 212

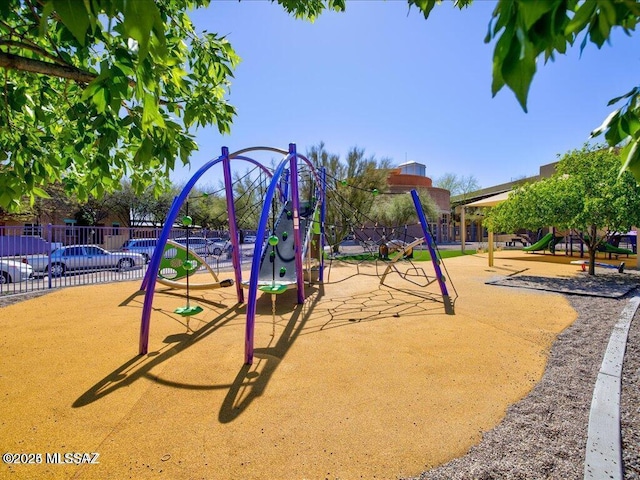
0 39 67 65
0 51 96 84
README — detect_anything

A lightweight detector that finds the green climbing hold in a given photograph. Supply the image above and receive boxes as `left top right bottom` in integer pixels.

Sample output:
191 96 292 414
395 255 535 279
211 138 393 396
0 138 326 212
286 210 292 219
270 251 275 260
282 231 288 240
182 215 193 226
279 267 286 277
341 180 347 186
372 188 379 196
268 235 279 246
174 305 203 316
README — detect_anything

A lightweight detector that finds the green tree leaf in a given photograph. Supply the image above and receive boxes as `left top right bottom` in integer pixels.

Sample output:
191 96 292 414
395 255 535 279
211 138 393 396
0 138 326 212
51 0 90 45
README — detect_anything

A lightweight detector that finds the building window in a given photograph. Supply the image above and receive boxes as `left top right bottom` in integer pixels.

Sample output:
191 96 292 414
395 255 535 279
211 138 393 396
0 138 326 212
111 222 120 235
23 223 42 236
399 162 426 177
64 219 77 237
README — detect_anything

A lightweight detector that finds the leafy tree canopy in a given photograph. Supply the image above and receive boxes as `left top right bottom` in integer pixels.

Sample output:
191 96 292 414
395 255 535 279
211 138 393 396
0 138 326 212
0 0 242 210
435 173 480 199
370 187 438 228
485 144 640 274
480 1 640 180
306 142 391 250
0 0 464 213
8 0 638 217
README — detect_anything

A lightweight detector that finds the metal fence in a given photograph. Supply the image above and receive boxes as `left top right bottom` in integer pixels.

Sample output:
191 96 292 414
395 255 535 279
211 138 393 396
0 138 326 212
0 224 248 297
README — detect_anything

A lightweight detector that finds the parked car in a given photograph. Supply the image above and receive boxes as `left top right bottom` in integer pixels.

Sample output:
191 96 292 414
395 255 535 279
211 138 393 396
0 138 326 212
208 239 233 256
27 245 145 277
172 237 232 256
244 235 257 244
173 237 211 255
0 258 33 284
120 238 158 263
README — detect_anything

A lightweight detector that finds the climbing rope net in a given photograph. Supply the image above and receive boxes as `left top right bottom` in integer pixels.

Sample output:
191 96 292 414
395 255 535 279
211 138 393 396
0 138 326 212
318 170 459 307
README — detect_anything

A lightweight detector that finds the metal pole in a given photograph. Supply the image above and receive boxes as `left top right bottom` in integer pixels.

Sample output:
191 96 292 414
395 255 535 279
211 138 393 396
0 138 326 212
289 143 305 304
222 146 244 303
411 190 454 315
319 167 326 283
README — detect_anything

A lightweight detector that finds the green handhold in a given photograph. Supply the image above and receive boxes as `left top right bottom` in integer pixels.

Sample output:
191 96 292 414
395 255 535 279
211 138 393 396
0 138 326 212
182 215 193 226
268 235 279 246
286 210 292 219
372 188 379 196
279 267 286 277
282 231 288 240
341 180 347 186
174 305 203 316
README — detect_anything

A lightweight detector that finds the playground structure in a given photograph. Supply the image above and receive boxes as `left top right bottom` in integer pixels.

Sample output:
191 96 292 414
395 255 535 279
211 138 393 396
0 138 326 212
522 232 564 253
138 144 455 365
522 230 635 259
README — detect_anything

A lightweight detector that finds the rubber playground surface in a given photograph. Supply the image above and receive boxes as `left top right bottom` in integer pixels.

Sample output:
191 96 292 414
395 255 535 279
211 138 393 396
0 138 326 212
1 250 627 479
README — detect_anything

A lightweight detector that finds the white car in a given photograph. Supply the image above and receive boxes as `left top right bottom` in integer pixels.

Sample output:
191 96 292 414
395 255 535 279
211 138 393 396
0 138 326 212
0 258 34 284
208 239 233 256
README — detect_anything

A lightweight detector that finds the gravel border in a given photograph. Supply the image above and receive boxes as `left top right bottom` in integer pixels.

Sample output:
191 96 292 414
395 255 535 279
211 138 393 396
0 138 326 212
407 288 639 480
622 304 640 480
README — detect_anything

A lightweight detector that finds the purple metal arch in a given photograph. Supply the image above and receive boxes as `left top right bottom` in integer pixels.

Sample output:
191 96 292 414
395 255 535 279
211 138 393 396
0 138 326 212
245 153 293 364
221 147 244 303
137 144 326 359
243 145 327 364
139 154 227 355
138 147 281 355
229 146 289 157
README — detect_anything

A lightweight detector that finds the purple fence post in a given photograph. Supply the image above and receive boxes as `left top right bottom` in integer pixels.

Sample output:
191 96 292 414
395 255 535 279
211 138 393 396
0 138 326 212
222 146 244 303
289 143 305 304
47 223 52 290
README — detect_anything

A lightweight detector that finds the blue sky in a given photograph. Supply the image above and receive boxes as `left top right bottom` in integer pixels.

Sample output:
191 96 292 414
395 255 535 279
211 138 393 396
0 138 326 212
172 1 640 190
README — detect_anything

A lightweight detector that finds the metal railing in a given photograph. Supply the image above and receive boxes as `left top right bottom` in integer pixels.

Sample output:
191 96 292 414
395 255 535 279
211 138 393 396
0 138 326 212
0 224 250 296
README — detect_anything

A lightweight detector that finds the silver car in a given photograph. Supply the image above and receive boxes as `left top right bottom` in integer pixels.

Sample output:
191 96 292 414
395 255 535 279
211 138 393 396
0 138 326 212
0 258 33 284
173 237 211 255
28 245 145 276
120 238 158 263
172 237 232 256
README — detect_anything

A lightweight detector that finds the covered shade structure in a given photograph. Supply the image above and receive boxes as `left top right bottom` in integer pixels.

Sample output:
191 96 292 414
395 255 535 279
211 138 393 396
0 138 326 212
460 190 512 266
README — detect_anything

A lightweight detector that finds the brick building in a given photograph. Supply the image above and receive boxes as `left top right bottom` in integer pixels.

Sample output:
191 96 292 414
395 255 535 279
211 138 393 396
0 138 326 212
386 161 451 243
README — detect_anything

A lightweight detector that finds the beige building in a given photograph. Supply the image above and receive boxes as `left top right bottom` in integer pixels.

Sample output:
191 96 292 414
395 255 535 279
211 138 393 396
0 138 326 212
450 162 558 242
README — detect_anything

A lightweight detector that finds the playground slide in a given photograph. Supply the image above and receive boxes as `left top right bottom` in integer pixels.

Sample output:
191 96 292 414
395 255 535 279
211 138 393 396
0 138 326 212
522 232 554 252
598 243 634 256
256 200 313 286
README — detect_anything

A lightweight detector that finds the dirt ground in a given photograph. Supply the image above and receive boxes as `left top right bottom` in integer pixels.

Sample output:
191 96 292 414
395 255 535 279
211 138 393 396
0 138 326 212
0 250 620 479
